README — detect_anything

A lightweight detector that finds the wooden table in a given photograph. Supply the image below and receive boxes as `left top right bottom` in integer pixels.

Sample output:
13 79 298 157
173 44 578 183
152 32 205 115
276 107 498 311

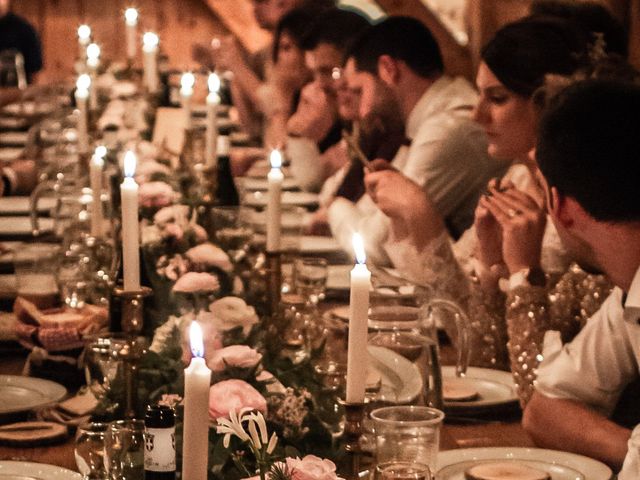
0 350 534 474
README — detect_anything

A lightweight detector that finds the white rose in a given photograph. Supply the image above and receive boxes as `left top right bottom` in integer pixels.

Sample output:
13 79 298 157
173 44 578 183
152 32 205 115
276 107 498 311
185 243 233 272
203 296 259 335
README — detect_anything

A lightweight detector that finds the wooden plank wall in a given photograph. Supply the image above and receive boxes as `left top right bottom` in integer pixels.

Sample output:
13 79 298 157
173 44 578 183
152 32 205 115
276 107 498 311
10 0 236 83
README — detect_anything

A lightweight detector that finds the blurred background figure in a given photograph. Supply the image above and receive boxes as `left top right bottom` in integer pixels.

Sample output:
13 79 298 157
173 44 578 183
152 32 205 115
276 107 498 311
0 0 43 86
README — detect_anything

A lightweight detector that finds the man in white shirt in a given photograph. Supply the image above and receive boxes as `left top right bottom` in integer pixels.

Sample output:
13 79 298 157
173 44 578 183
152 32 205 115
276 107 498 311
522 79 640 477
327 17 503 264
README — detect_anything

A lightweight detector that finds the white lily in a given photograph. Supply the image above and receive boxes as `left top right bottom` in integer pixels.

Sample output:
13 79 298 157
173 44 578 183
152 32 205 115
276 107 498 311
216 407 251 448
266 432 278 454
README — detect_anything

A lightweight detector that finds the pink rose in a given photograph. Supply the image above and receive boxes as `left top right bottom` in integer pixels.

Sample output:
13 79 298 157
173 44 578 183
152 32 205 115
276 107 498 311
138 181 176 208
209 379 267 420
186 243 233 272
173 272 220 293
192 224 208 242
207 345 263 372
286 456 343 480
163 223 184 241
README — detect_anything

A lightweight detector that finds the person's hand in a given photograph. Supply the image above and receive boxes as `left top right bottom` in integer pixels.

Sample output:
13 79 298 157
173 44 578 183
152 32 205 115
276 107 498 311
230 148 265 177
481 185 547 274
287 82 337 142
364 167 419 221
305 207 332 236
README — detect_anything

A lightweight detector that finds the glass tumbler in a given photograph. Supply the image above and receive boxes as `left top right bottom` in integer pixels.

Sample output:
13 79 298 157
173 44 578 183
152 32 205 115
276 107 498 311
370 406 444 472
104 419 145 480
75 422 109 479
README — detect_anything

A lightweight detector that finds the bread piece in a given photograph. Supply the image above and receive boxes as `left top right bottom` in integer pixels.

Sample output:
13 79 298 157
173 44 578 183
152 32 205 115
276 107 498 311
465 462 551 480
443 379 479 401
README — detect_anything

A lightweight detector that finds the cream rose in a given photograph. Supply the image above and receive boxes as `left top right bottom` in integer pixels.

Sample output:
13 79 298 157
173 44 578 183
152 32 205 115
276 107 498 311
286 456 344 480
207 345 262 372
186 243 233 272
204 297 259 335
138 181 177 209
172 272 220 293
209 379 267 420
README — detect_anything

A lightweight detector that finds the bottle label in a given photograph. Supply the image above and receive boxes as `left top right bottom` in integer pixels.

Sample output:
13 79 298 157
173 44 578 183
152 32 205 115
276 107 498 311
144 427 176 472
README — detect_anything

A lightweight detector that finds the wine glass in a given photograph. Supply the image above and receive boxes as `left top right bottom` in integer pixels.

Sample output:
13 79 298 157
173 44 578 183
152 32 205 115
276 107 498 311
376 461 432 480
295 257 328 306
104 419 146 480
75 422 109 479
313 359 347 444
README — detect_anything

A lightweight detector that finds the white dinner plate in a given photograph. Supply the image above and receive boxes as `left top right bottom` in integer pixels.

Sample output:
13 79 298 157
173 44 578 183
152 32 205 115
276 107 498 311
239 177 300 191
436 447 612 480
442 366 518 412
0 461 81 479
0 131 29 146
0 375 67 416
0 116 29 130
0 147 23 162
0 217 54 238
368 345 422 404
0 197 57 215
243 191 319 208
1 101 56 118
299 235 342 254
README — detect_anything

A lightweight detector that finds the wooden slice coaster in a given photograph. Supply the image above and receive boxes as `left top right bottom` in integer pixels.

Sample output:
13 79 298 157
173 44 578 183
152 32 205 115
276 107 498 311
465 462 551 480
443 379 479 401
0 421 68 447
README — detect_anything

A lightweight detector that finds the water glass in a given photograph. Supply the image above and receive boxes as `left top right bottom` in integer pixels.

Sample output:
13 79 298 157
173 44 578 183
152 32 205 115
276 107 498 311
295 257 328 305
104 419 145 480
75 422 109 479
12 243 60 309
376 461 432 480
370 406 444 472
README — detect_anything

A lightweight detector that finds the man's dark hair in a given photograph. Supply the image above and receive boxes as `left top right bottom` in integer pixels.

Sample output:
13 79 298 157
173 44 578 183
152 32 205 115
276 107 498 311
537 79 640 222
299 8 370 55
346 16 443 78
272 7 321 62
530 0 628 57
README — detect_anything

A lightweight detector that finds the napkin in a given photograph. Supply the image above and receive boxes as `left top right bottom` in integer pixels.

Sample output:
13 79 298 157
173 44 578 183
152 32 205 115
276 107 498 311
36 388 98 427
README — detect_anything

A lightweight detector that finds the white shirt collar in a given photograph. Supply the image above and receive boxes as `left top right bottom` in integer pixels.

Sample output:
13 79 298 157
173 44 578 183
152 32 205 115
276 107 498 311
623 264 640 323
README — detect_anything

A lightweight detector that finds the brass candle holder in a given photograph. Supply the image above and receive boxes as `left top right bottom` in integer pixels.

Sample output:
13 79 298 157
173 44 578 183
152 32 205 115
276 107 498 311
340 400 369 480
265 250 282 317
113 286 152 417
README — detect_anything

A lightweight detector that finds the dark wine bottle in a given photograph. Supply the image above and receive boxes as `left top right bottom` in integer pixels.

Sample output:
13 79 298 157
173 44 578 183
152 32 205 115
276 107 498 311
216 135 239 206
144 404 176 479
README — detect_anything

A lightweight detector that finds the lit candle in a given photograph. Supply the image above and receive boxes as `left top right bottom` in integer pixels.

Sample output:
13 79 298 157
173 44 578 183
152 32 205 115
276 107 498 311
90 146 106 237
86 43 100 111
266 149 283 252
120 151 140 291
180 72 195 130
142 32 159 93
75 74 91 155
77 24 91 61
346 233 371 403
124 7 138 61
182 321 211 480
205 73 221 167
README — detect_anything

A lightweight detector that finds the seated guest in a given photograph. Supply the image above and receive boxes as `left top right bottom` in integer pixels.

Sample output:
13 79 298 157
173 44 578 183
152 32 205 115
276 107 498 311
0 0 42 85
523 79 640 476
329 16 501 265
286 8 370 192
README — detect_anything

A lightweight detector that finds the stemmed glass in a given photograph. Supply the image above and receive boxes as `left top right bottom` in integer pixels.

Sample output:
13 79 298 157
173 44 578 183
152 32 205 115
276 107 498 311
104 419 146 480
313 359 347 447
75 422 109 479
295 257 328 307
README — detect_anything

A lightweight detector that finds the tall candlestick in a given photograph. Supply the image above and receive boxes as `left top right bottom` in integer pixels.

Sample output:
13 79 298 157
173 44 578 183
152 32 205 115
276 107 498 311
346 233 371 403
75 74 91 155
266 149 283 252
120 151 141 291
180 72 195 130
77 24 91 61
86 43 100 111
182 321 211 480
205 73 221 167
142 32 159 93
90 146 106 237
124 8 139 61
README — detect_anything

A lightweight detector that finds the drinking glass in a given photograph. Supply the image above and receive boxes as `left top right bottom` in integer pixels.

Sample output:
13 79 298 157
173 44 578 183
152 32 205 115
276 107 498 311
376 461 432 480
12 243 60 309
75 422 109 479
295 257 328 305
313 359 347 441
209 206 253 259
104 419 145 480
370 406 444 472
57 245 89 309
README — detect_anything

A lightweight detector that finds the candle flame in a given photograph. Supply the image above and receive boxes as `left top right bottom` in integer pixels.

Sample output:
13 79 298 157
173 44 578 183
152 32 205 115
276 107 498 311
78 24 91 40
76 74 91 91
208 73 221 93
352 233 366 264
86 43 100 60
124 7 139 25
181 72 195 90
123 150 137 178
189 321 205 358
143 32 159 48
269 149 282 169
95 145 107 158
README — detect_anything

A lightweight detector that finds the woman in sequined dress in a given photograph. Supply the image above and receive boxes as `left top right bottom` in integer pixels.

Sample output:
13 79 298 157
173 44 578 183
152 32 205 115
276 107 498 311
364 15 620 405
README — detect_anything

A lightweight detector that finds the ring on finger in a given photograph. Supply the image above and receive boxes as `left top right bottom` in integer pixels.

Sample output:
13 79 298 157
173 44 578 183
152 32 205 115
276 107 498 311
507 208 521 218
